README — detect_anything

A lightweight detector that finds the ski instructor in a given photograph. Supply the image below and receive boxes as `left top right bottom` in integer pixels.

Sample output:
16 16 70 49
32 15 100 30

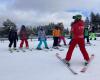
64 14 90 65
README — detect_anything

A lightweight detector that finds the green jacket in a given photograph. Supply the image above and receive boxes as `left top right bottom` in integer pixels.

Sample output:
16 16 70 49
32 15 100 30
61 31 66 36
84 28 89 37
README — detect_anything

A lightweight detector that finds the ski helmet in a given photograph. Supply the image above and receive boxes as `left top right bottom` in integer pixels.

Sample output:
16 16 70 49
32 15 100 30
73 14 82 20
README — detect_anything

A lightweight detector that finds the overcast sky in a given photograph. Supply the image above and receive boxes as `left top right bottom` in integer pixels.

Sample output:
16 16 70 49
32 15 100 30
0 0 100 28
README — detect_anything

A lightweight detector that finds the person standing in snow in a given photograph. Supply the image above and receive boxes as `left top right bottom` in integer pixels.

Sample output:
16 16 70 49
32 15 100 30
84 27 90 44
8 26 18 50
89 25 96 40
52 25 61 49
36 28 49 50
63 15 90 66
58 23 67 46
19 25 29 49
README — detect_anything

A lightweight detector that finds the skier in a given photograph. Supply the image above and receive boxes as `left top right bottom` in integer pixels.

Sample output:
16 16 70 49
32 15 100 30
89 25 96 40
63 15 90 66
8 26 18 50
84 27 90 44
52 25 61 49
36 28 49 50
58 23 67 46
19 25 29 49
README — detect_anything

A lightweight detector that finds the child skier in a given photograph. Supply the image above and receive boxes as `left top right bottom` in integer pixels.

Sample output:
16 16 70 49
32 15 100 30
58 23 67 46
89 25 96 40
84 27 90 44
8 27 18 50
52 25 61 49
19 25 29 49
36 28 49 50
63 15 90 66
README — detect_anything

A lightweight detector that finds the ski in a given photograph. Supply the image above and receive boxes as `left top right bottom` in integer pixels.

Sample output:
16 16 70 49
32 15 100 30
80 54 94 73
9 49 19 53
43 49 50 52
19 48 26 52
56 53 78 75
29 48 33 51
25 48 33 51
51 47 64 51
21 49 26 52
61 45 69 48
56 47 64 51
14 49 20 52
9 49 13 53
16 49 20 52
58 48 64 51
85 43 95 46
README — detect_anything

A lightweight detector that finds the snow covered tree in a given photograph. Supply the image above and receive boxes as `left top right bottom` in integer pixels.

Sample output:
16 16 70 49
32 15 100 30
1 19 17 38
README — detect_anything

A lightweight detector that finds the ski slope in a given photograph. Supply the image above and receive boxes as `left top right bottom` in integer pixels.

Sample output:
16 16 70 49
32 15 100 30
0 38 100 80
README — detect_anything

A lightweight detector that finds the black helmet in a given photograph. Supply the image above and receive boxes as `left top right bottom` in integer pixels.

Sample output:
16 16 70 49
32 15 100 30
73 14 82 20
40 27 43 31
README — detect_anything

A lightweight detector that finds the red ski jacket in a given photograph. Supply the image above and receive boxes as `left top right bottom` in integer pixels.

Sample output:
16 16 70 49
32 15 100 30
71 20 85 39
19 31 28 40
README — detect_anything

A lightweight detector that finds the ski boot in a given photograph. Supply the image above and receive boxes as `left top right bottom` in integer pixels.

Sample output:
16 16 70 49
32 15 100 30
13 47 17 50
45 47 49 49
63 59 70 66
36 47 42 50
84 60 89 66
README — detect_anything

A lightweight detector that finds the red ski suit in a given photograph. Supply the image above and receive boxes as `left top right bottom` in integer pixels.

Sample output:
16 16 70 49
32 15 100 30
20 31 29 48
65 20 90 61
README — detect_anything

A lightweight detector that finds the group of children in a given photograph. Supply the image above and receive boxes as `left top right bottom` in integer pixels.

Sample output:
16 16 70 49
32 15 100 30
8 23 67 51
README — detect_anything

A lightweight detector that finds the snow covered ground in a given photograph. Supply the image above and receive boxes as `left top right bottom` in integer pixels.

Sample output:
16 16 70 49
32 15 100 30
0 37 100 80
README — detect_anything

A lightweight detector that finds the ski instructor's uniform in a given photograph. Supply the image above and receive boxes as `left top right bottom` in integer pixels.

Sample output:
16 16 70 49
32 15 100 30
65 15 90 62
